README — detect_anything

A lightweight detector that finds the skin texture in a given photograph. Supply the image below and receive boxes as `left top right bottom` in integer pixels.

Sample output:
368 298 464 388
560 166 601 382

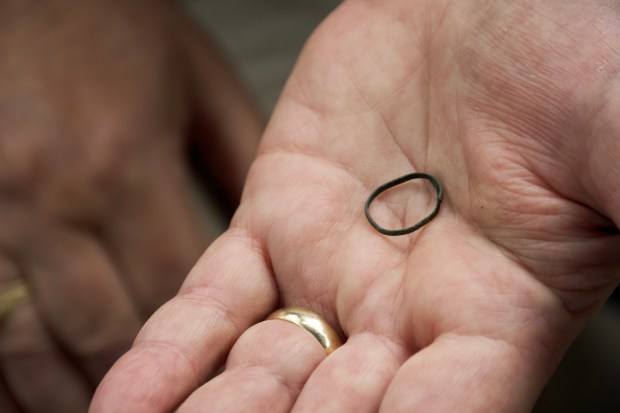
92 0 620 412
0 0 263 412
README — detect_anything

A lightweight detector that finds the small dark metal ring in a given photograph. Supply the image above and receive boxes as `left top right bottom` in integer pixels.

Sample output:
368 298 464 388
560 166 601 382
364 172 444 236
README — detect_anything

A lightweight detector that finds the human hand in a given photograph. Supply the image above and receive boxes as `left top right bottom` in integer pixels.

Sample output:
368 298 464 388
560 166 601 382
91 1 620 412
0 0 262 412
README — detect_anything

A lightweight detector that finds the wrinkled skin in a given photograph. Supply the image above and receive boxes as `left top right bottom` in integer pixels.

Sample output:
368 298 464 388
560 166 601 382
92 1 620 412
0 0 262 412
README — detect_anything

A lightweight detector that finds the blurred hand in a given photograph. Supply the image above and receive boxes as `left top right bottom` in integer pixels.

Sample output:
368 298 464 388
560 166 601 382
92 1 620 412
0 0 263 412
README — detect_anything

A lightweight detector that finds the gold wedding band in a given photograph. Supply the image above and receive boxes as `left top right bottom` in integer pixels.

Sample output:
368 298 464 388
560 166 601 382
0 281 29 324
267 307 342 355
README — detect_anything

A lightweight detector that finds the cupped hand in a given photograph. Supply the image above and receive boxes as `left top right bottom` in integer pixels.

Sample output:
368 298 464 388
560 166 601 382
0 0 263 412
92 1 620 412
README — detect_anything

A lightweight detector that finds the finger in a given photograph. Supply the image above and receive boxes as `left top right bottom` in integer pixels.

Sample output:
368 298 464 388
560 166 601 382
0 257 24 413
178 319 325 413
0 379 21 413
90 228 277 413
103 153 213 316
291 333 406 413
21 226 142 383
0 298 91 413
379 334 551 413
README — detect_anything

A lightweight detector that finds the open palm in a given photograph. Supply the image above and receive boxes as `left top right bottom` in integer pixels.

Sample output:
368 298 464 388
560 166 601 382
92 1 620 412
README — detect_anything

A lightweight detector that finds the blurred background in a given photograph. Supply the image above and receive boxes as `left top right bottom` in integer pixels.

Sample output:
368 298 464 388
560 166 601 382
181 1 620 411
